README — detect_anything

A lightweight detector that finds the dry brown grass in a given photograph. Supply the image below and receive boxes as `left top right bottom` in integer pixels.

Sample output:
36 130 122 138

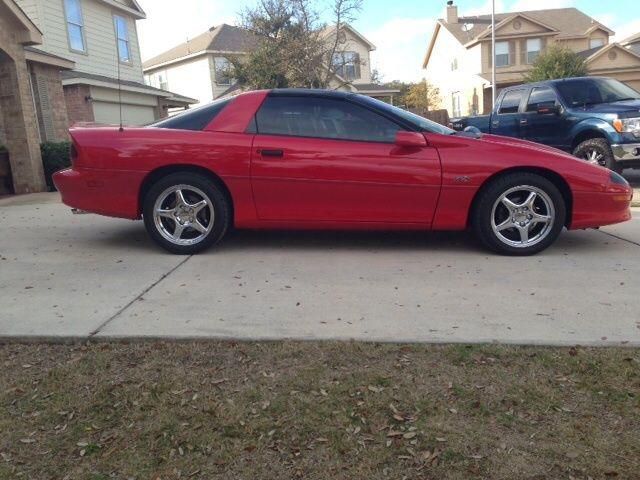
1 341 639 479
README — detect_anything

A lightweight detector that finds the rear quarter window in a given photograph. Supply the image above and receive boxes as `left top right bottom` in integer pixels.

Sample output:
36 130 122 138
151 98 233 131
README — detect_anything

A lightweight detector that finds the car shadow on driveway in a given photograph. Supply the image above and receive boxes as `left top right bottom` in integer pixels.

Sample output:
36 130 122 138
80 221 619 257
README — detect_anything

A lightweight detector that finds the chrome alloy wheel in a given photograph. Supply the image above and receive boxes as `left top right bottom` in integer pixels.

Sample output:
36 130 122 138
581 148 606 166
153 184 215 246
491 185 555 248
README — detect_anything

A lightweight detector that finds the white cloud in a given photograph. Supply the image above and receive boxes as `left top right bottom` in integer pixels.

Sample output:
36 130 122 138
137 0 236 61
365 17 435 83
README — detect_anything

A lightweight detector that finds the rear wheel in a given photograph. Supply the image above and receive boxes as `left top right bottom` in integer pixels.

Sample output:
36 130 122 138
573 138 621 173
143 172 230 254
472 173 566 256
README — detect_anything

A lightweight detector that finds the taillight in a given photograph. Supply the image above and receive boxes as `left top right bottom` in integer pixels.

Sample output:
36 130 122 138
70 143 78 167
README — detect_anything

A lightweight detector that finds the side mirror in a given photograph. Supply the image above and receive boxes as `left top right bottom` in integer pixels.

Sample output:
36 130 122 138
395 131 427 147
536 103 560 115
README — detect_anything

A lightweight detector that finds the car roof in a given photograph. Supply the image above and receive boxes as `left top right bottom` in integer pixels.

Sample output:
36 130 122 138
518 77 614 89
268 88 356 99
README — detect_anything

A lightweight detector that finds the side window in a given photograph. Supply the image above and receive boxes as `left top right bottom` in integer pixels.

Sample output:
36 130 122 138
498 90 525 114
526 87 559 112
255 96 403 143
151 98 233 131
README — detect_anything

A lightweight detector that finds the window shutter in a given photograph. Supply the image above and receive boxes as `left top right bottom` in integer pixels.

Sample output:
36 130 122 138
487 43 492 69
508 40 516 66
520 39 527 64
354 53 361 80
35 75 54 142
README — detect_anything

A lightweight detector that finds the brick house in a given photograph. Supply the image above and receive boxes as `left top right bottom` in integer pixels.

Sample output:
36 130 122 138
423 4 640 117
0 0 195 194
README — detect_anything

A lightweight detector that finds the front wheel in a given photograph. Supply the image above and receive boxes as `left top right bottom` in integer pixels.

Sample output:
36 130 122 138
472 173 566 256
572 138 622 173
143 172 230 254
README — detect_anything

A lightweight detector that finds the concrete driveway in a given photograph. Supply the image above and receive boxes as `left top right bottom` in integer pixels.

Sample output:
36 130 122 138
1 193 639 346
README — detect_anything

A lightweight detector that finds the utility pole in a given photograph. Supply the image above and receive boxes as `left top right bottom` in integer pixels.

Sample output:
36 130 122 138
491 0 496 108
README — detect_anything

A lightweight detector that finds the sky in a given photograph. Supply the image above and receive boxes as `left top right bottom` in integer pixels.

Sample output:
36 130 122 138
136 0 640 83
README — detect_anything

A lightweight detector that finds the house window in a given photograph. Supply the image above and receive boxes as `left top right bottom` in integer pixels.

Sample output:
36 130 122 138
332 51 361 80
451 58 458 71
114 15 131 63
590 38 605 49
495 41 510 67
526 38 541 64
214 57 231 85
451 92 462 118
158 72 168 90
64 0 86 52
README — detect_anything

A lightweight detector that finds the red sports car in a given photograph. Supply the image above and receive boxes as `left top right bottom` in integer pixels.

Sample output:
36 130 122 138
54 89 633 256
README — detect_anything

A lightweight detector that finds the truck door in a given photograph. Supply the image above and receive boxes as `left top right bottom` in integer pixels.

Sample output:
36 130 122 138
520 86 568 149
491 89 527 139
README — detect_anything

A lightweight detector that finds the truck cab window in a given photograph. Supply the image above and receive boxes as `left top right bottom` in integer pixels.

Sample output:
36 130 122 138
499 90 524 114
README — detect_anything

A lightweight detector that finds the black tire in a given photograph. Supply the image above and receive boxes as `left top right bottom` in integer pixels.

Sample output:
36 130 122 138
472 172 566 256
142 172 230 254
572 138 622 173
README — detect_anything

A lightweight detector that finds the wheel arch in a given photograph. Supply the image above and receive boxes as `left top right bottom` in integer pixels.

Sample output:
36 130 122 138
571 129 608 151
138 164 234 221
468 167 573 228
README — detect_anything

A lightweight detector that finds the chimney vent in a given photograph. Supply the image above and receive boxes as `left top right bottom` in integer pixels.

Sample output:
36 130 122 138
446 2 459 24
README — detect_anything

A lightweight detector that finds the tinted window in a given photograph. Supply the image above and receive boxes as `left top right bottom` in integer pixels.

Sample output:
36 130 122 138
354 95 455 135
152 98 233 131
555 78 640 107
526 87 558 112
255 96 403 143
498 90 524 114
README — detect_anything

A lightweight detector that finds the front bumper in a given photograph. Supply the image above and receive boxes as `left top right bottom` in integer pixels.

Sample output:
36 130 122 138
611 143 640 162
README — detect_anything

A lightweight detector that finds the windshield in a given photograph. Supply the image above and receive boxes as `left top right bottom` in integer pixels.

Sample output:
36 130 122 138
355 95 455 135
555 78 640 107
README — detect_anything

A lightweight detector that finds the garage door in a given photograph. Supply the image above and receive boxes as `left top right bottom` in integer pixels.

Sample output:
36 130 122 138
93 102 155 126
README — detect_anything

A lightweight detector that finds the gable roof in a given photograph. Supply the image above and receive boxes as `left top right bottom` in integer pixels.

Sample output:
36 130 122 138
442 8 611 46
143 24 261 70
474 12 558 40
580 42 640 64
322 24 376 51
99 0 145 19
622 32 640 46
424 7 614 68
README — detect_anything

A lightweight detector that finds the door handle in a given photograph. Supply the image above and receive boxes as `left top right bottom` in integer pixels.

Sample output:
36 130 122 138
492 121 500 127
259 149 284 158
519 119 528 125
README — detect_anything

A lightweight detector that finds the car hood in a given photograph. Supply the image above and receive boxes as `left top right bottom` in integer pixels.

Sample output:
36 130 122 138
574 100 640 117
480 134 578 160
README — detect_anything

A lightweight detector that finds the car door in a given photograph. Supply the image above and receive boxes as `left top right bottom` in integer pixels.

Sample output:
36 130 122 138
250 95 441 225
521 86 568 148
491 89 527 138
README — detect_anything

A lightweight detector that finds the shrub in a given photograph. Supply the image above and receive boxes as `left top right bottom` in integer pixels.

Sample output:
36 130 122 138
525 45 588 82
41 141 71 190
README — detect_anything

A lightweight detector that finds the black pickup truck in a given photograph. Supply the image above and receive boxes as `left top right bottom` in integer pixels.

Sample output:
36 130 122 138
450 77 640 173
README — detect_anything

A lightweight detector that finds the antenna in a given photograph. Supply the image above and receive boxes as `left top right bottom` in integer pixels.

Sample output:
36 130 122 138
116 33 124 132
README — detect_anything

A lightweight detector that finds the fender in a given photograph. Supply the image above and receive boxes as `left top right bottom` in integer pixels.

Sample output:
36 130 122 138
568 117 621 147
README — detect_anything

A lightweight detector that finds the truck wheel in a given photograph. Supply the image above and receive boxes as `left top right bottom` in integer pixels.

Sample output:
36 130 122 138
143 172 230 254
472 172 566 256
573 138 622 173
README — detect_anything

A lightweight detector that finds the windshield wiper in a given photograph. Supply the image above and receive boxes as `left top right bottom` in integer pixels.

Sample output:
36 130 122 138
610 97 639 103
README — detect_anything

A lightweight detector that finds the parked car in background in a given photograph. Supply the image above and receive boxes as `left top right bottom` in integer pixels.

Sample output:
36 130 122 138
451 77 640 173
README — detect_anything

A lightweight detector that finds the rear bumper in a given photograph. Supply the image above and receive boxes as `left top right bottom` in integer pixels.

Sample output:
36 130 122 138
570 189 633 230
53 167 145 219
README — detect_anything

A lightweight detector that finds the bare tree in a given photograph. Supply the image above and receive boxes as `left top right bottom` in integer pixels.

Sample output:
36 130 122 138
230 0 363 90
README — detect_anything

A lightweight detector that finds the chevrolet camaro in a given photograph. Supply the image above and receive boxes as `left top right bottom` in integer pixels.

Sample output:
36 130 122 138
53 89 633 256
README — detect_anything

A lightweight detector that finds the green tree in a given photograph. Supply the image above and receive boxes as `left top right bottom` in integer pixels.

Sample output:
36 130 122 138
404 80 441 113
525 45 588 82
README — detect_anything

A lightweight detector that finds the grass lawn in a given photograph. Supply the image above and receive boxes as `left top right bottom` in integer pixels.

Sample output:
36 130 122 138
1 341 638 479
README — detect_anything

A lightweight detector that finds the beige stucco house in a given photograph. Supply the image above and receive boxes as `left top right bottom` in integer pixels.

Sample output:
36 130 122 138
0 0 194 194
622 33 640 56
143 23 400 107
423 4 640 117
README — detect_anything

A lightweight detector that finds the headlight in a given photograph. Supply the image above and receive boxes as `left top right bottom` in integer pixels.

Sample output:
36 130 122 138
613 117 640 137
610 171 629 186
